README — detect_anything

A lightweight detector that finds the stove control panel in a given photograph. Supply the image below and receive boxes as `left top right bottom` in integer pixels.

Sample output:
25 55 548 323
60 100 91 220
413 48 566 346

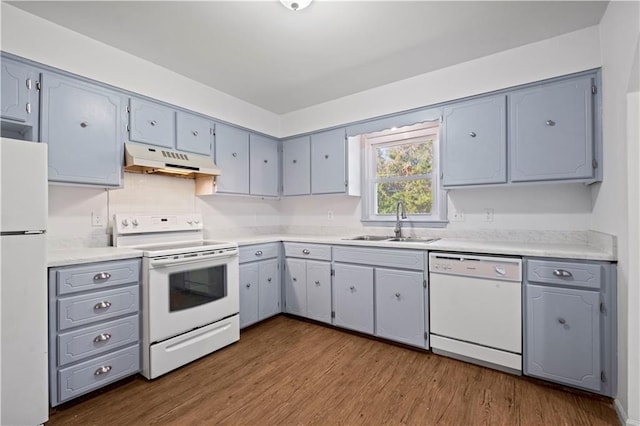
114 213 203 234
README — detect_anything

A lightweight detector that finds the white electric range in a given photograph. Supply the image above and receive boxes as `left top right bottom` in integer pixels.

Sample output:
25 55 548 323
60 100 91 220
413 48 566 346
113 213 239 379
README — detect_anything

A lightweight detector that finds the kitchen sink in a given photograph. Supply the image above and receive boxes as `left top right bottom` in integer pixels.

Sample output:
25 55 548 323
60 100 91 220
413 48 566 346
344 235 440 244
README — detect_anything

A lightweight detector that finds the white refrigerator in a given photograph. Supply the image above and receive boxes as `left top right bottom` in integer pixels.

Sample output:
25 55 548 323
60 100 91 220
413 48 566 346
0 138 49 425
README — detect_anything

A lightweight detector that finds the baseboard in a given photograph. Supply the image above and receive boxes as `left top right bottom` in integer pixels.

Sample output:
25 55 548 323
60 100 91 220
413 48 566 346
616 399 640 426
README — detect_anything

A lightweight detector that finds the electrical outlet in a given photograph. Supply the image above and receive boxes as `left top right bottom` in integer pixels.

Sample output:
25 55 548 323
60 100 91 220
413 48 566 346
327 210 334 220
91 212 105 227
484 208 494 222
451 210 465 222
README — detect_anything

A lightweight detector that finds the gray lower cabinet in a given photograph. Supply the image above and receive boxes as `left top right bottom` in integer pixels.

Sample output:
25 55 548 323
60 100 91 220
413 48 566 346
1 57 39 140
333 263 374 334
441 95 507 186
40 72 126 187
239 243 281 329
214 122 250 194
48 258 141 406
283 243 332 323
176 111 213 155
128 97 175 148
249 134 279 196
282 136 311 196
510 75 596 182
523 258 616 396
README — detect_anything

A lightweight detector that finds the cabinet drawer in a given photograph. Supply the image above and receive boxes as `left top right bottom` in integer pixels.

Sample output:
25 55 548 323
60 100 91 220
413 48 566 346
57 344 139 403
57 315 139 366
58 285 139 330
239 243 279 263
526 259 602 290
333 246 425 270
284 242 331 261
56 259 140 295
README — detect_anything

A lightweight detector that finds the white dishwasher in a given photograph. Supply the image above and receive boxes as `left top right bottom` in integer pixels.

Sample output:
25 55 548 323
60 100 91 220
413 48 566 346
429 252 522 374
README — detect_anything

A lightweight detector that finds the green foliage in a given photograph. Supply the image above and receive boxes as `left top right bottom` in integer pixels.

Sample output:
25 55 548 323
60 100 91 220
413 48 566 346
375 141 433 214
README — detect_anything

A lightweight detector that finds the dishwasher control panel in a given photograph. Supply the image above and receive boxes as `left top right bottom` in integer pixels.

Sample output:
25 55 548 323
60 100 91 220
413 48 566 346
429 252 522 282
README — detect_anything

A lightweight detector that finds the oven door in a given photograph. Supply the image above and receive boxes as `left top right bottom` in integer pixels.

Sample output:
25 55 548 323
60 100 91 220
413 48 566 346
147 252 239 343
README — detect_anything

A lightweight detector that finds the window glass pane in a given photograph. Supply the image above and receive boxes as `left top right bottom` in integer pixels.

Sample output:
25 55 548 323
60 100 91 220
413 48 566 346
376 179 433 214
376 141 433 178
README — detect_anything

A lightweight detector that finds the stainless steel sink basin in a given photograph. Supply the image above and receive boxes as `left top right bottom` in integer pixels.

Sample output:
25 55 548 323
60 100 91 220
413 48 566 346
344 235 440 244
344 235 393 241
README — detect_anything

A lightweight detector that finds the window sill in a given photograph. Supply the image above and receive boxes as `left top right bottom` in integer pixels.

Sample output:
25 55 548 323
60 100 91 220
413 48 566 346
361 219 448 228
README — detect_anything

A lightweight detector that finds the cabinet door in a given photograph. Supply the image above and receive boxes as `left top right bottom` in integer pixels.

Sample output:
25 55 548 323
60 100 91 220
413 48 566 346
285 258 307 316
176 111 213 155
239 264 259 329
375 269 425 347
214 123 250 194
1 60 37 125
41 73 125 186
442 95 506 186
282 136 311 196
311 128 346 194
333 264 374 334
258 259 280 320
306 260 332 324
525 284 601 392
249 134 279 196
510 76 594 182
128 98 175 148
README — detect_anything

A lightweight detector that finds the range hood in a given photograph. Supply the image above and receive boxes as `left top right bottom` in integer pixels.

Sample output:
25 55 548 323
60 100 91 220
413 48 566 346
124 143 221 179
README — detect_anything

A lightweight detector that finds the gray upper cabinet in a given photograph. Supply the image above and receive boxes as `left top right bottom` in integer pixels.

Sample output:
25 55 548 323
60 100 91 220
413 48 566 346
40 72 126 187
176 111 213 155
214 123 250 194
442 95 507 186
282 136 311 196
1 59 39 137
128 98 175 148
509 75 595 182
249 134 279 196
311 128 346 194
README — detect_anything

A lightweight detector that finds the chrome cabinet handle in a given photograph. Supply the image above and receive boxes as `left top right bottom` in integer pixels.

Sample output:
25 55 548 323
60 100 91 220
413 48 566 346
395 292 401 299
292 277 297 282
553 269 572 278
293 159 297 164
232 152 238 157
264 159 268 163
94 333 112 343
255 250 263 256
94 365 112 376
545 120 556 126
302 249 310 255
558 318 566 325
192 130 199 136
150 120 157 126
246 283 251 288
94 301 112 310
80 121 89 128
93 272 111 281
324 154 329 159
349 286 355 291
315 280 320 286
469 131 476 137
267 277 272 282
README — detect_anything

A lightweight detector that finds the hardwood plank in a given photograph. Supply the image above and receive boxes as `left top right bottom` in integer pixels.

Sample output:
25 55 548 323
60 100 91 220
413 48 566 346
48 316 618 425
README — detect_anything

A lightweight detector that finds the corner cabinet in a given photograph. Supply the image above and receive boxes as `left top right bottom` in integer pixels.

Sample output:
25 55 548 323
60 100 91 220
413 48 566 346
48 259 141 406
249 134 279 196
282 136 311 196
523 258 616 396
510 75 597 182
311 128 348 194
40 72 127 187
238 243 281 329
1 57 40 141
214 123 250 194
441 95 507 186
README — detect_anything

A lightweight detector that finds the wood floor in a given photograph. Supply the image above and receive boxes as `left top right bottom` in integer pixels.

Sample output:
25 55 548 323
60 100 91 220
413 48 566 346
48 316 618 425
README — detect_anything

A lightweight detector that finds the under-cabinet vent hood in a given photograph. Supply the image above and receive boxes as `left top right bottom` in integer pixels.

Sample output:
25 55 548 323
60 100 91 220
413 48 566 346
124 143 221 179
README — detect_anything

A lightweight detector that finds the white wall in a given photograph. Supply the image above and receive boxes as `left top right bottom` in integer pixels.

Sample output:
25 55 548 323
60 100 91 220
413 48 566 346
593 2 640 424
0 4 281 136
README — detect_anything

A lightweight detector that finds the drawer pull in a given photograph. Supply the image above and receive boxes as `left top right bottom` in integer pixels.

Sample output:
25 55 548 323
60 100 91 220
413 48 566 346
93 272 112 281
558 318 566 325
545 119 556 126
80 121 89 128
192 130 199 136
302 249 311 255
553 269 572 278
94 365 112 376
94 301 112 310
150 120 157 126
255 250 263 256
93 333 112 343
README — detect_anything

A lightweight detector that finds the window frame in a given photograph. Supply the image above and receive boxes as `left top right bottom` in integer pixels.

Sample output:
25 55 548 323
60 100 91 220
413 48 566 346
360 121 448 227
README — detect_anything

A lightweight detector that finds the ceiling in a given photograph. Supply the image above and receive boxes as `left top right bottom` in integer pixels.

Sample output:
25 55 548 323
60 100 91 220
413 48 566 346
9 1 608 114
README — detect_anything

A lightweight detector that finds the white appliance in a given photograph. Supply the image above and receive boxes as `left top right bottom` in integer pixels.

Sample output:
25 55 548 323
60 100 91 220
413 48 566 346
0 138 49 425
113 214 239 379
429 252 522 374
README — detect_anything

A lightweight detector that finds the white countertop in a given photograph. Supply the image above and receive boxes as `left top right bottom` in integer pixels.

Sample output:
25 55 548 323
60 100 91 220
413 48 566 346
47 232 615 267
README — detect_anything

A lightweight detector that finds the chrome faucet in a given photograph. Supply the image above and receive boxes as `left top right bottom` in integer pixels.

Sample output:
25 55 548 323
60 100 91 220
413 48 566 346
394 200 407 238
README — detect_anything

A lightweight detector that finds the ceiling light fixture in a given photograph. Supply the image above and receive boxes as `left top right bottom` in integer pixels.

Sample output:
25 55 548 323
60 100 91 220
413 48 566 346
280 0 312 11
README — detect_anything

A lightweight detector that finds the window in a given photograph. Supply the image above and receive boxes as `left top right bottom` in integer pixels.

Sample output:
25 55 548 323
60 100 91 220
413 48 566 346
361 121 446 226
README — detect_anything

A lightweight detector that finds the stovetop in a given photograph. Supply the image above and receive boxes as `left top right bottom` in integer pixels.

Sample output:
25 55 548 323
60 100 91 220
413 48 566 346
136 240 237 258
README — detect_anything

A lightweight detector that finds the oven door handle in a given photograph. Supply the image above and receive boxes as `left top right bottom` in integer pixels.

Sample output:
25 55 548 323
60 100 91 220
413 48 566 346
149 252 238 268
